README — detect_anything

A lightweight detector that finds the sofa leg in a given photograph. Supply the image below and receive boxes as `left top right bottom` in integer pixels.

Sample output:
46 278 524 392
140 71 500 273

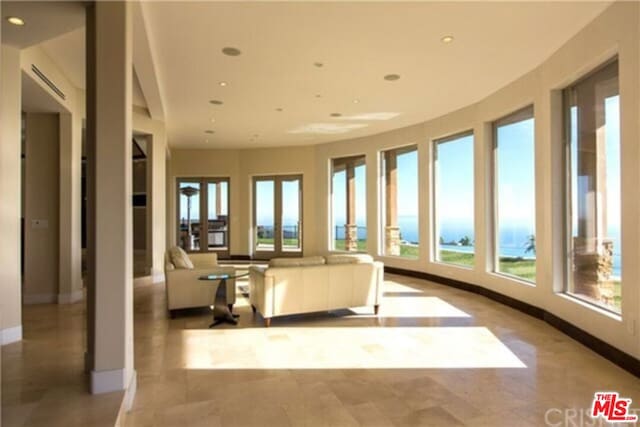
251 305 257 313
374 304 380 315
264 318 271 327
228 304 234 313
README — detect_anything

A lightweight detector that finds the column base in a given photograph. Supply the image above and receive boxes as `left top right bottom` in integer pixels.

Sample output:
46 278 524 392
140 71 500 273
91 367 136 396
1 325 23 345
58 290 84 304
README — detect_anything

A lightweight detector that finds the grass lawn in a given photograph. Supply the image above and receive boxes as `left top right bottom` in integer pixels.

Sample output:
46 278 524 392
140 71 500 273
498 257 536 282
439 250 475 267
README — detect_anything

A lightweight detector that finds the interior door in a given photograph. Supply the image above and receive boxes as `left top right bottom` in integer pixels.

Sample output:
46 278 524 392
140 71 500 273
253 175 303 259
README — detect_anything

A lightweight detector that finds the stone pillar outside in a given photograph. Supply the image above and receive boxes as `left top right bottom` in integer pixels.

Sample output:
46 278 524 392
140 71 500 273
385 226 401 256
572 237 614 303
345 224 358 251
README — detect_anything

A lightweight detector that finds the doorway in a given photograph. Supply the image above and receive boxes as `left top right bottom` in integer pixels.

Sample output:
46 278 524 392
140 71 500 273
253 175 303 259
177 177 230 259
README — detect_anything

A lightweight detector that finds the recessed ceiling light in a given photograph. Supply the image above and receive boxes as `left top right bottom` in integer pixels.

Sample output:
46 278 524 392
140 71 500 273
330 113 342 117
209 100 223 105
315 94 322 98
210 118 216 123
204 130 215 134
384 74 401 81
205 139 210 143
353 99 360 104
441 35 454 44
219 81 228 87
7 16 25 26
222 47 242 56
314 62 324 68
275 108 283 112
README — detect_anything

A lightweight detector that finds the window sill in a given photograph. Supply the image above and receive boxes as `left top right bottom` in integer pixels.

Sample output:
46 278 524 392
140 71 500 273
556 292 622 322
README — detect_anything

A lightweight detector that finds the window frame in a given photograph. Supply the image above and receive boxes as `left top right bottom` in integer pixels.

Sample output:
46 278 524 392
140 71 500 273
562 57 621 314
175 176 231 258
379 144 419 259
491 105 536 284
330 155 367 252
431 130 475 268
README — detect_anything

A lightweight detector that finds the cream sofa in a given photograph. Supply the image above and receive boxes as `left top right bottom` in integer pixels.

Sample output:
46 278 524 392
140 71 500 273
164 249 236 315
249 254 383 326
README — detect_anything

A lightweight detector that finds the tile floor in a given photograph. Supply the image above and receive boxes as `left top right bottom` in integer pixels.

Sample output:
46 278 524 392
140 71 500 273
3 272 639 426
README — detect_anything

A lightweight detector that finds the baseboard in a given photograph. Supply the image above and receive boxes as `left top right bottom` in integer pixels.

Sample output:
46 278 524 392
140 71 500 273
23 292 57 304
91 367 135 395
1 325 22 345
229 254 251 261
385 266 640 378
57 289 84 304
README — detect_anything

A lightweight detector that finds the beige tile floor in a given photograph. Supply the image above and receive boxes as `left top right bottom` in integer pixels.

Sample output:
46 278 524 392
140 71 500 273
3 272 640 426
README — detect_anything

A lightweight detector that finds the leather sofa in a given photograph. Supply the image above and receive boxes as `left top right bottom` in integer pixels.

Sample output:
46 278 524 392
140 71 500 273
164 249 236 315
249 254 383 326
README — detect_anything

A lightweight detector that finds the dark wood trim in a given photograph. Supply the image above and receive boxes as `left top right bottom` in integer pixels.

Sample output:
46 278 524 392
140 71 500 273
385 266 640 378
228 255 251 261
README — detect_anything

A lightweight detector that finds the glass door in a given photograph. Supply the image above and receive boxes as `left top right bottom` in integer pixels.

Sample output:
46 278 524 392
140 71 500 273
177 177 230 258
253 175 303 258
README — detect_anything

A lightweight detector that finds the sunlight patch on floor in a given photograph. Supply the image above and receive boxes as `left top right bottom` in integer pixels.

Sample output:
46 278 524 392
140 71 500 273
350 296 472 318
181 326 526 370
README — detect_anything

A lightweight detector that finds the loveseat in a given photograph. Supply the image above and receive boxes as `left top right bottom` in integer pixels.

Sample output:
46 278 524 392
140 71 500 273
164 247 236 315
249 254 383 326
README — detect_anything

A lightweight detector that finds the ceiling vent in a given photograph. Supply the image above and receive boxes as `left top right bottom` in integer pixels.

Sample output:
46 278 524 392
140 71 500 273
31 64 66 101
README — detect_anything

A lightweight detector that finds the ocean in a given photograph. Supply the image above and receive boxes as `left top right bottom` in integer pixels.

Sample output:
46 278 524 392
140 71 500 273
335 216 622 277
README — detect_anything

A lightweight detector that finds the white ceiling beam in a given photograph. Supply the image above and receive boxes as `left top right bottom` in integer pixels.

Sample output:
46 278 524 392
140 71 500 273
132 1 165 121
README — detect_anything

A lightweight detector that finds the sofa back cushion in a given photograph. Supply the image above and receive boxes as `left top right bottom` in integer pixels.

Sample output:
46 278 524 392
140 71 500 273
168 246 194 269
325 254 374 265
269 256 326 268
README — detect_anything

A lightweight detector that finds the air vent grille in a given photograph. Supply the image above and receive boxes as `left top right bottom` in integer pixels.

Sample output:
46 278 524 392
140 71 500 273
31 64 66 101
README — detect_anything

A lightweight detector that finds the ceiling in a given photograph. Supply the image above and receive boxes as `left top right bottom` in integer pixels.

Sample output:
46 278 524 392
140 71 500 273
3 1 612 149
142 1 610 149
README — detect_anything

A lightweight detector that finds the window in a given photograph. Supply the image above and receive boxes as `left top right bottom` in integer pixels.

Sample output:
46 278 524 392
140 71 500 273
493 106 536 282
433 132 475 267
177 177 230 256
564 59 621 313
380 146 418 257
331 155 366 251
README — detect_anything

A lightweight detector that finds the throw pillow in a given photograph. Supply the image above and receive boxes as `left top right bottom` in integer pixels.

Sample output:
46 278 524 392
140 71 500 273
169 246 194 269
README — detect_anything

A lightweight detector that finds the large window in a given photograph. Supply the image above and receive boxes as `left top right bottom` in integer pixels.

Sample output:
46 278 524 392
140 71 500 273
331 155 366 251
564 59 621 313
380 146 418 258
433 132 475 267
493 106 536 282
177 177 229 257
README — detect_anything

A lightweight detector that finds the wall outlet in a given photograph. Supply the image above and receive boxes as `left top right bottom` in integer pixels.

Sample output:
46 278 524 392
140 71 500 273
31 219 49 229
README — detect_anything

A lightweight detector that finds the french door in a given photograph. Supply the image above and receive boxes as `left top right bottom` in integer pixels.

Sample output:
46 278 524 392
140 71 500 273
177 177 230 258
253 175 303 259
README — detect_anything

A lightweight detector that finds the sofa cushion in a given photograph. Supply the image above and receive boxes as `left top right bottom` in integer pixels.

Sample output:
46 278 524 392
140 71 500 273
168 246 194 269
325 254 374 265
269 256 325 268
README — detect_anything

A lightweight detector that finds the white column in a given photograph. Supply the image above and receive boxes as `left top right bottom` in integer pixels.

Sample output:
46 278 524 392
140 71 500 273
86 1 136 400
58 111 83 303
0 45 23 345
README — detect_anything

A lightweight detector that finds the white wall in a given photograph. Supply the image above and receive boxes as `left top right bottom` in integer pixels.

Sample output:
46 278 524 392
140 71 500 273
166 2 640 358
0 45 23 345
23 113 60 304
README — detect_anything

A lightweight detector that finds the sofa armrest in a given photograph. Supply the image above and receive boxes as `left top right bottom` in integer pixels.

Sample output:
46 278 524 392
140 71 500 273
189 252 218 268
373 261 384 304
249 266 273 318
